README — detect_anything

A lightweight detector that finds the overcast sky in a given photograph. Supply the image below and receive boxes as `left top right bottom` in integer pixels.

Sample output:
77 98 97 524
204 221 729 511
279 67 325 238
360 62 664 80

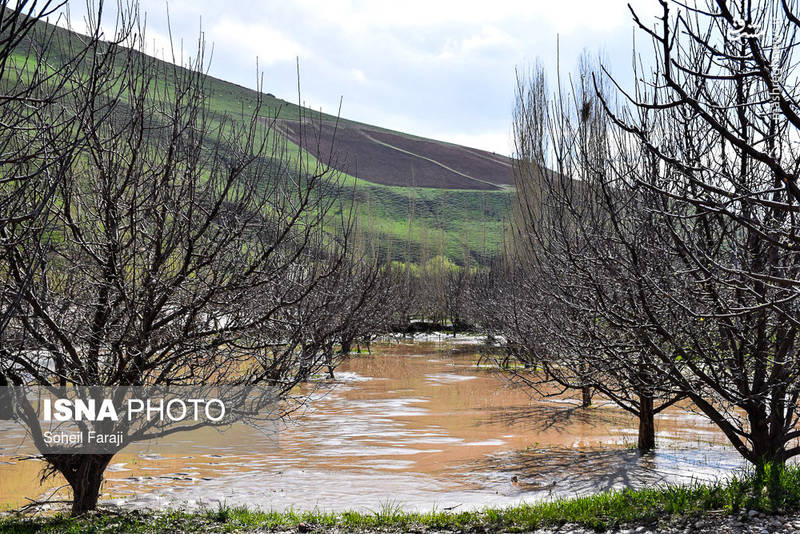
58 0 661 156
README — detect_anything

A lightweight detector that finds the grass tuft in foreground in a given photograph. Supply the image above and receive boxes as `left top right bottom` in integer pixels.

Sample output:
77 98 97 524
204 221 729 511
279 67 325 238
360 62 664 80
3 464 800 533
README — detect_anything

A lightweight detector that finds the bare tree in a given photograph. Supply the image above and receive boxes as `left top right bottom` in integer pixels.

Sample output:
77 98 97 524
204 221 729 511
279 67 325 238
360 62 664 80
1 4 379 514
488 55 686 451
308 252 396 378
587 0 800 469
444 264 469 334
502 0 800 467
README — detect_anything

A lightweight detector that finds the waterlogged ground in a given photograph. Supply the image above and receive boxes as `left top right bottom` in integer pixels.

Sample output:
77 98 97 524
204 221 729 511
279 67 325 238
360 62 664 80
0 337 746 513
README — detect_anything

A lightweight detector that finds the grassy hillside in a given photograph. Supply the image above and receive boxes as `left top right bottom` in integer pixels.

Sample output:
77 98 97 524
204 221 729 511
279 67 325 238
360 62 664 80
10 15 513 266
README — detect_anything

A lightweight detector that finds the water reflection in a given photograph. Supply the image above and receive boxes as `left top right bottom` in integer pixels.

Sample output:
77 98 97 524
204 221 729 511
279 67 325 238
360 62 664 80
479 403 622 433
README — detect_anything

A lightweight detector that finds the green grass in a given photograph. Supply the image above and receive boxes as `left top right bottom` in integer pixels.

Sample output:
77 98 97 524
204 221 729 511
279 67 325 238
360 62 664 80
4 466 800 532
353 183 511 264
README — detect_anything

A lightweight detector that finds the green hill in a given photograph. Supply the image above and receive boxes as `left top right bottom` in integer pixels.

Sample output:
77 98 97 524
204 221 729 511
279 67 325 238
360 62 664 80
10 14 513 266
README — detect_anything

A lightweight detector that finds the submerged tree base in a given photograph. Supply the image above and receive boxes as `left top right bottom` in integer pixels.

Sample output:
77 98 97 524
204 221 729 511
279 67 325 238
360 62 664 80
5 467 800 533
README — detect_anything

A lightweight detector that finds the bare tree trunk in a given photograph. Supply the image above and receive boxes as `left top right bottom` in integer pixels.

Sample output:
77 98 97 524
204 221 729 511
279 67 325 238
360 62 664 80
581 385 592 408
46 454 113 516
0 373 10 420
340 337 352 357
637 394 656 451
750 422 786 499
750 414 785 471
325 342 336 380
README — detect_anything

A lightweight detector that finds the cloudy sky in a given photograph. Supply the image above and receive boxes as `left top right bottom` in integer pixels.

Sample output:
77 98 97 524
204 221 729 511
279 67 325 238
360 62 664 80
58 0 661 156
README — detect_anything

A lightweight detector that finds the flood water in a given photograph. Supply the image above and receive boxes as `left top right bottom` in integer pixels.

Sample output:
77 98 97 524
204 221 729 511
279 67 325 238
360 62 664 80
0 338 747 513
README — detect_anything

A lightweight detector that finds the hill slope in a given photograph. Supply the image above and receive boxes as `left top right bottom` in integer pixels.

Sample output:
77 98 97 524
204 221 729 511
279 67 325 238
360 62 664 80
279 119 513 191
11 14 514 265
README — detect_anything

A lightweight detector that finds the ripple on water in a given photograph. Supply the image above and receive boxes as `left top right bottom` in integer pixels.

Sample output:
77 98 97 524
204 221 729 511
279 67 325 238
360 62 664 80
425 373 478 385
0 342 749 514
106 463 130 472
345 398 430 417
311 446 444 457
461 439 506 447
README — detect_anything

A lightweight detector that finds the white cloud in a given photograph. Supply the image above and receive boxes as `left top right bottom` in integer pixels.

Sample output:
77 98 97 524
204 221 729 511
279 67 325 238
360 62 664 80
532 0 649 33
276 0 657 33
208 18 308 66
434 130 513 157
438 25 516 60
352 69 367 83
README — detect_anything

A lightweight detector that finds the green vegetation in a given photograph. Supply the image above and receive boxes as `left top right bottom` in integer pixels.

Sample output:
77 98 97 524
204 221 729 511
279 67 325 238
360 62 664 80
354 184 511 265
4 465 800 532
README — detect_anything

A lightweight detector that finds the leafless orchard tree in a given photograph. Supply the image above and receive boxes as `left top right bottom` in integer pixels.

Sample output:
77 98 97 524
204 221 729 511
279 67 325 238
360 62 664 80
499 0 800 466
443 264 470 333
307 251 398 378
0 3 383 514
390 255 473 335
478 55 685 451
590 0 800 469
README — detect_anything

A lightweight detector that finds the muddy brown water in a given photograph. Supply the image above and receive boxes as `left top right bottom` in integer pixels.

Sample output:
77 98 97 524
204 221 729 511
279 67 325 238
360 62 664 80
0 338 746 512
